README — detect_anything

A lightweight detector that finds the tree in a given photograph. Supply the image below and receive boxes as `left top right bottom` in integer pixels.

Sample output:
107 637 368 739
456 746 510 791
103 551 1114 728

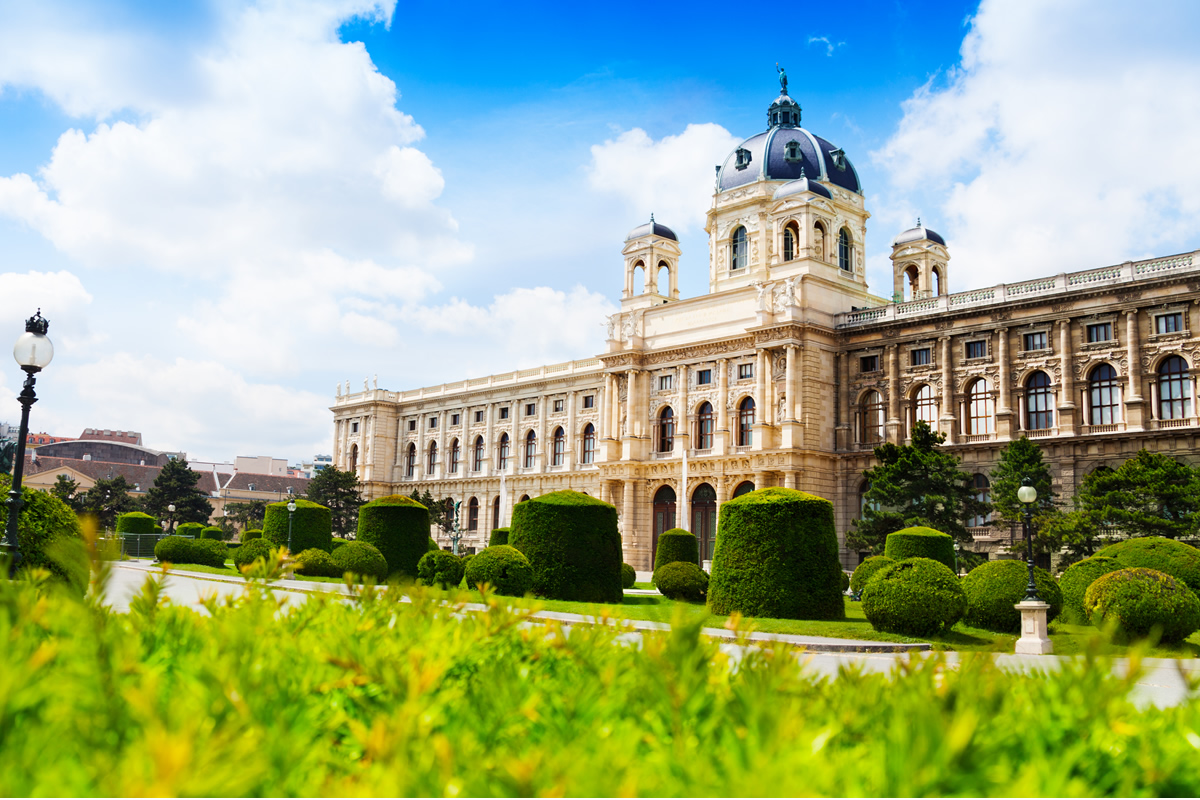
409 489 454 538
1076 449 1200 540
77 476 137 532
989 436 1057 539
848 421 989 555
142 458 214 525
304 465 364 538
224 500 267 531
50 475 82 511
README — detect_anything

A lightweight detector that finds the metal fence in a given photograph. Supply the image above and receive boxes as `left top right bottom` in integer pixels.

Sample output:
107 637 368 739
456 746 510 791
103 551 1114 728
110 533 195 559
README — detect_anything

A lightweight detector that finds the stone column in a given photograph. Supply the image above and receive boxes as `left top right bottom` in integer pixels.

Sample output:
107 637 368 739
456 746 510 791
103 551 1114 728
785 345 797 421
436 410 446 479
622 479 643 568
835 351 851 450
625 369 637 438
1058 319 1077 435
417 412 426 478
939 336 956 444
716 358 730 454
677 364 689 456
886 344 902 443
484 402 494 475
753 348 770 450
601 375 612 440
566 390 577 469
1124 310 1145 430
996 327 1013 438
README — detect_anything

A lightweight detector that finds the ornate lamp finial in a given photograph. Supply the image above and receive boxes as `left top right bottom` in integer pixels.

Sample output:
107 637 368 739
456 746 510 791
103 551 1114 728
917 216 922 228
25 310 48 335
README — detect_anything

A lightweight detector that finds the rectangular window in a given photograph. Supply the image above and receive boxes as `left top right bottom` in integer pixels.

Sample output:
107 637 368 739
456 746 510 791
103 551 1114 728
696 369 712 385
429 417 437 429
910 348 931 366
965 340 987 360
474 410 483 423
351 422 359 433
738 363 754 380
583 395 595 409
860 355 879 373
525 403 536 416
553 399 564 412
1087 323 1113 343
451 413 460 426
407 420 416 431
1156 312 1184 334
499 407 509 420
1023 332 1047 351
658 375 673 391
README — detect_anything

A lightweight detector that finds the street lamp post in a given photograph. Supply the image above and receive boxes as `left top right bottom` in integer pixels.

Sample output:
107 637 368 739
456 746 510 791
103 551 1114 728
3 311 54 574
1014 476 1053 655
449 500 463 555
286 499 297 552
1017 477 1041 601
167 503 176 534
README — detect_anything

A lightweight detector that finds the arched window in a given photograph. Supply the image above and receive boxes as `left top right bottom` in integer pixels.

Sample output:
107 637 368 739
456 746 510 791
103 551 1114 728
967 474 992 527
472 436 484 471
523 430 536 468
498 433 510 469
691 483 717 562
738 397 755 446
731 226 747 270
914 384 937 427
657 407 675 453
1025 371 1054 430
838 228 852 271
732 481 755 498
349 443 358 474
427 441 438 473
1158 356 1191 420
859 390 884 444
404 443 415 477
551 427 565 466
449 438 460 473
492 496 500 529
1089 364 1120 425
581 423 596 464
467 497 479 531
967 378 994 435
813 222 827 261
696 402 714 449
783 222 799 262
904 265 919 301
931 266 942 296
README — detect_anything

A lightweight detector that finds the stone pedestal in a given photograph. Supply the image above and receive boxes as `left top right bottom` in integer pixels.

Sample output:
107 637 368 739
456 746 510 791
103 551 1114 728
1014 600 1054 655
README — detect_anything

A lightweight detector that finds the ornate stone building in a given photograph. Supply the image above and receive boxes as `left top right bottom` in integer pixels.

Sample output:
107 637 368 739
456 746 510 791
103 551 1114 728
332 82 1200 569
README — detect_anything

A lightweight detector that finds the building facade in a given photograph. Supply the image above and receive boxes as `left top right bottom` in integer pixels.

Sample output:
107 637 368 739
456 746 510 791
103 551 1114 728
332 83 1200 569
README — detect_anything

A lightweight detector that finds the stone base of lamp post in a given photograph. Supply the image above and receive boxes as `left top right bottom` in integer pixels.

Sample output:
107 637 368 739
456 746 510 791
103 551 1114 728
1014 600 1054 655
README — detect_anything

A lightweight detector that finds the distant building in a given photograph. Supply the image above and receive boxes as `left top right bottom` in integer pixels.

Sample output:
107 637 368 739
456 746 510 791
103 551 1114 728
25 431 74 447
234 455 289 476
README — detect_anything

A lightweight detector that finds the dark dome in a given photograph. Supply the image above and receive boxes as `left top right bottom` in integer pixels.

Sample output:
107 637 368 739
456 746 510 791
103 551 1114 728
625 217 677 242
892 224 946 247
772 173 832 201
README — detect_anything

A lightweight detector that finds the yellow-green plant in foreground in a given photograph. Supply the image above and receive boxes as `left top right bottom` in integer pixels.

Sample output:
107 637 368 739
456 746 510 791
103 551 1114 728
0 566 1198 796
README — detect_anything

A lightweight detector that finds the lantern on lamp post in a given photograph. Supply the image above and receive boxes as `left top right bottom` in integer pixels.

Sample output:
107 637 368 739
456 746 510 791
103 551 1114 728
1017 477 1041 602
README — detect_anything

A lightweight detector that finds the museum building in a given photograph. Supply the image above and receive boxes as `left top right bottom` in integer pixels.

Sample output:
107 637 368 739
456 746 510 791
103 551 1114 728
332 82 1200 570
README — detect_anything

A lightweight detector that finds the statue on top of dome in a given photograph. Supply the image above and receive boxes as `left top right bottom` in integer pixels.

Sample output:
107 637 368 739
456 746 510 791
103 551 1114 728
776 63 788 95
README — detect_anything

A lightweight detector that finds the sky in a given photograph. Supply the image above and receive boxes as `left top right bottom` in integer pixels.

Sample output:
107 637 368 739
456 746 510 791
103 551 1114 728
1 0 1199 465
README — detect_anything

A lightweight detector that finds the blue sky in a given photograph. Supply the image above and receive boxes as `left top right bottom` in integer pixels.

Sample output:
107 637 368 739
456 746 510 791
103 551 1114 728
1 0 1199 464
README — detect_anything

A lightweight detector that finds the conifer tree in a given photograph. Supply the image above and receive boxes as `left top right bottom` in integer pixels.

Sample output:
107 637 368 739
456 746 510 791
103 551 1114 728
142 458 214 525
305 466 364 538
1076 449 1200 540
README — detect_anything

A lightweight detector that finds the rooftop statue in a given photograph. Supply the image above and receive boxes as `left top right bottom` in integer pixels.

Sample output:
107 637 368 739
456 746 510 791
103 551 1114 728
777 63 788 94
0 437 16 475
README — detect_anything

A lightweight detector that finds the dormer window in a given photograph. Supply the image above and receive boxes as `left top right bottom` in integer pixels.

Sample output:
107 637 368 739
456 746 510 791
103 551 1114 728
735 148 752 170
830 148 847 171
784 140 802 162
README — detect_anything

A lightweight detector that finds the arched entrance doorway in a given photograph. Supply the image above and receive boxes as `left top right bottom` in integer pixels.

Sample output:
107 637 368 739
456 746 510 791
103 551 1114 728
651 485 676 558
348 443 358 474
732 480 755 498
691 483 717 561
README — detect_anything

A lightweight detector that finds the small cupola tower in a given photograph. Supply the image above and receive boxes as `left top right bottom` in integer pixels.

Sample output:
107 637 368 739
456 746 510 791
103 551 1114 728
621 215 682 310
890 219 950 302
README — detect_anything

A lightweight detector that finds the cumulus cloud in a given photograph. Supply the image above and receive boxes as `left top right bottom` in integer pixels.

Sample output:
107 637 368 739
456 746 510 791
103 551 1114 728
873 0 1200 287
806 36 844 57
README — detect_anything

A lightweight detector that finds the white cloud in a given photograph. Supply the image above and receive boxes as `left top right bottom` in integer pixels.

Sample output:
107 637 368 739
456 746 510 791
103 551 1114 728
872 0 1200 288
806 36 844 57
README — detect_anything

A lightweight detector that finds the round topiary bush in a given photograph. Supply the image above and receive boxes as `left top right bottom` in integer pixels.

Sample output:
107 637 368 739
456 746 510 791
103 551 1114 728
850 556 896 595
653 528 699 571
418 550 465 589
0 475 86 595
489 528 509 547
154 535 193 564
331 541 389 582
190 538 230 568
116 512 158 535
509 490 622 603
655 561 709 603
707 488 843 621
233 538 276 570
175 522 205 539
329 538 347 552
263 499 332 555
1060 556 1123 622
621 562 636 589
459 553 474 583
1095 537 1200 593
241 528 263 542
200 526 226 541
154 536 227 568
295 548 340 578
961 559 1062 633
884 527 956 571
428 538 439 552
861 557 967 636
464 545 533 597
356 494 431 578
1085 567 1200 643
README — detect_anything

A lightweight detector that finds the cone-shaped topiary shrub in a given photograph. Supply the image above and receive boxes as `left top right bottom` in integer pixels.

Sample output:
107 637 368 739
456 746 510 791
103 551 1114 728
356 494 431 578
884 527 956 571
489 528 509 547
428 538 439 552
1085 567 1200 643
961 559 1062 633
241 528 263 542
331 541 388 582
295 548 340 578
116 512 158 535
200 526 225 541
175 522 205 539
621 562 637 589
861 557 967 636
0 475 86 595
465 545 534 596
509 490 622 603
1060 556 1123 622
850 555 896 594
418 550 465 589
655 562 708 602
707 488 843 620
654 528 699 571
264 499 332 554
1095 537 1200 593
233 538 276 570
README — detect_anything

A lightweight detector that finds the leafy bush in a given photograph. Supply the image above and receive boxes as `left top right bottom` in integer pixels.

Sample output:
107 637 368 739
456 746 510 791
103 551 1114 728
331 541 388 582
708 488 843 620
850 556 896 594
653 528 699 571
883 527 956 571
154 536 227 568
356 494 431 578
489 528 509 547
840 570 850 592
1060 556 1122 622
861 557 967 636
200 526 226 541
191 538 231 568
115 512 158 535
0 475 85 594
329 538 348 552
1085 567 1200 643
464 545 533 597
621 562 636 589
654 562 708 602
428 538 439 552
241 528 263 542
263 499 332 554
233 538 276 570
1095 537 1200 593
295 548 340 578
176 521 206 539
417 550 465 589
961 560 1062 633
459 553 474 583
509 490 622 603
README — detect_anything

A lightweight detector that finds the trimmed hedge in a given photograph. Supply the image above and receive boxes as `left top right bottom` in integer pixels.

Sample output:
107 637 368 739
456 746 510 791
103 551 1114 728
489 528 509 547
1 475 86 595
418 550 465 589
116 512 158 535
465 545 534 597
509 490 622 603
654 528 699 571
840 571 850 592
655 562 709 603
1095 537 1200 593
884 527 956 571
200 526 226 541
707 488 843 621
356 494 431 578
263 499 332 554
961 560 1062 633
176 522 206 539
428 538 439 552
861 557 967 636
153 536 227 569
1060 556 1123 622
295 548 340 578
233 538 276 570
331 541 389 582
241 528 263 542
329 538 348 552
621 562 637 589
1085 567 1200 643
850 556 896 594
